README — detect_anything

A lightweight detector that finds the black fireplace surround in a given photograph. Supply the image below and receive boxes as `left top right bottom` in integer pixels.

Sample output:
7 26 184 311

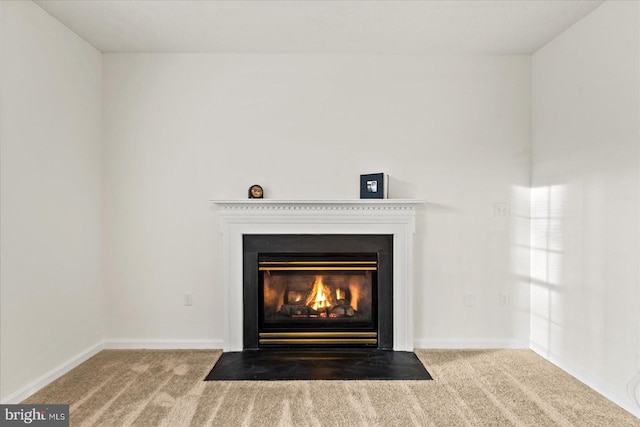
243 234 393 350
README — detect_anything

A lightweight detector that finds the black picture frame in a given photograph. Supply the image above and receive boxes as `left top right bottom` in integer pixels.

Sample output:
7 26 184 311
360 173 386 199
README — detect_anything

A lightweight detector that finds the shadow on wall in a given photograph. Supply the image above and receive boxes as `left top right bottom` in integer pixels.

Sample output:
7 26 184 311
509 185 532 341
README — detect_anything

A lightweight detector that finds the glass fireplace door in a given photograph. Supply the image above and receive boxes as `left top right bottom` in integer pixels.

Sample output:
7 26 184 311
258 254 378 347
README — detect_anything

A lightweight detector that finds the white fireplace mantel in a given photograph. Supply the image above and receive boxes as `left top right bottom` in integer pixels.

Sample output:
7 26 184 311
212 199 424 351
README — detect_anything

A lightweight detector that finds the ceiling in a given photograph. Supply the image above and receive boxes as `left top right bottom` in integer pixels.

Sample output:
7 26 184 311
34 0 605 55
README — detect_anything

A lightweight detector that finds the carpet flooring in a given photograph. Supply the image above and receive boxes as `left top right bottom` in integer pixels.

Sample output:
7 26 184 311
23 349 638 426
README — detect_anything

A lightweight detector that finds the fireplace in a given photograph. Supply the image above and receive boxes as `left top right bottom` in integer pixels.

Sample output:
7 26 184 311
213 199 422 352
243 234 393 349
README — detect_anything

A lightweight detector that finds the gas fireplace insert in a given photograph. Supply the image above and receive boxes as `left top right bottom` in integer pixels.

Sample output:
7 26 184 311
243 234 393 349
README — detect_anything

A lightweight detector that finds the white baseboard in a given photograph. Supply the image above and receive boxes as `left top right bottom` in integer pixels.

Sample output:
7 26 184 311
414 338 529 349
530 343 640 418
104 339 223 349
1 341 104 404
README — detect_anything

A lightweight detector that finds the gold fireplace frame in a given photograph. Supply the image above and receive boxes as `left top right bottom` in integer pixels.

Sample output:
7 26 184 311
259 260 377 271
259 331 378 345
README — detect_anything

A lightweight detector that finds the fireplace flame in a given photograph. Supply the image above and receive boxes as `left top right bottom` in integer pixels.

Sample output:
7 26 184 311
306 276 333 311
349 282 360 311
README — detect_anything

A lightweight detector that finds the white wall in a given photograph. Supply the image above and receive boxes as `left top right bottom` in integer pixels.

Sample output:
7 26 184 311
102 54 531 348
3 0 637 415
532 0 640 416
0 1 103 402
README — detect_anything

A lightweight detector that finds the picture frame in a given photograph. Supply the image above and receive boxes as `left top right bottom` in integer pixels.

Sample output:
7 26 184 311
360 173 388 199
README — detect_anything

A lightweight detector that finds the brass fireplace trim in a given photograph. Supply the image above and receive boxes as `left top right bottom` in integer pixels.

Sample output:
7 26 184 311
259 260 377 272
259 261 377 265
258 331 378 344
259 338 378 345
259 331 377 345
260 331 377 338
259 266 376 271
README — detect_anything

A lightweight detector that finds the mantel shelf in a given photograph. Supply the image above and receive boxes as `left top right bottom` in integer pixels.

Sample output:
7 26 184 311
212 199 426 210
213 200 425 204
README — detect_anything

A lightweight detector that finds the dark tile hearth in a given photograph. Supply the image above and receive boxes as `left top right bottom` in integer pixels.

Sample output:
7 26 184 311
204 349 433 381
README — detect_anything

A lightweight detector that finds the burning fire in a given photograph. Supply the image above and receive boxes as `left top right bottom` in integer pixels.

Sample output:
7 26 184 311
349 283 359 311
306 276 333 311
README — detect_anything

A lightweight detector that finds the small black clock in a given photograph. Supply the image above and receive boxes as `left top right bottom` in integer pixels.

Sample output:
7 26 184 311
248 184 264 199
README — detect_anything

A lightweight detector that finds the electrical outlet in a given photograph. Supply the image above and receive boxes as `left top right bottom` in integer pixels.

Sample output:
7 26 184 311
494 203 510 217
184 292 193 306
500 293 510 306
464 292 476 307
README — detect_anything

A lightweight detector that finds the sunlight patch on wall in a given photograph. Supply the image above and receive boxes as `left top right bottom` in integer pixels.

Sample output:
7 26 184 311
529 184 567 354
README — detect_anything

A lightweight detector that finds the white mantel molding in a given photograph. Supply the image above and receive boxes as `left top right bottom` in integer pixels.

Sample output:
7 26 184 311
214 199 424 212
211 199 425 352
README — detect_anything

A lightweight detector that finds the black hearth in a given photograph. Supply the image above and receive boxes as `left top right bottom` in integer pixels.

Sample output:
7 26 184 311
243 234 393 350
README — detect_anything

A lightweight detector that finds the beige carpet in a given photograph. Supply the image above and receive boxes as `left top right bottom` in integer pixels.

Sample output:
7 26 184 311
23 349 638 426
